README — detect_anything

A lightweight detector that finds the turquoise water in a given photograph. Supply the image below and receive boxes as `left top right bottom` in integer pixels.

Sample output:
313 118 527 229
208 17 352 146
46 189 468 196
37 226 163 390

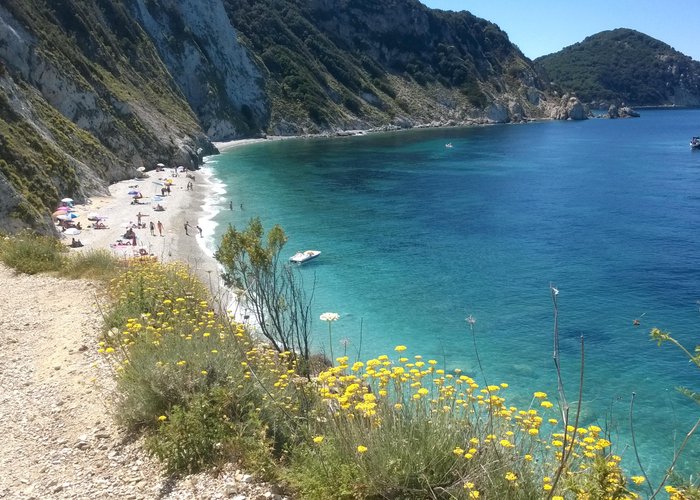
204 109 700 481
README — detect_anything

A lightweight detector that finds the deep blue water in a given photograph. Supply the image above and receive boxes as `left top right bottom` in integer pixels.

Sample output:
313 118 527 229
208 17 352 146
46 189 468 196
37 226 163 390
204 109 700 480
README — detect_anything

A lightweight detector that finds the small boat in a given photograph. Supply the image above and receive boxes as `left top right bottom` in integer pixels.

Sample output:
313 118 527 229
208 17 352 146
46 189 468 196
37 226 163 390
289 250 321 264
445 143 453 148
691 137 700 149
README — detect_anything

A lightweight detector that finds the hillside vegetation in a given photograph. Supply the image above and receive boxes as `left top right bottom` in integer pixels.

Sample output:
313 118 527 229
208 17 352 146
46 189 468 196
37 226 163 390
536 28 700 107
0 0 568 232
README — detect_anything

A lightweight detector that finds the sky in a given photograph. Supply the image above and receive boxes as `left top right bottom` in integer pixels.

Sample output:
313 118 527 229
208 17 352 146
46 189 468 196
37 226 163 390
420 0 700 62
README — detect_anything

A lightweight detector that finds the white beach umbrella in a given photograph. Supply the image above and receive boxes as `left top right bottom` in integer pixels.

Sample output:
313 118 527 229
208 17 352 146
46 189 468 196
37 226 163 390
64 228 81 235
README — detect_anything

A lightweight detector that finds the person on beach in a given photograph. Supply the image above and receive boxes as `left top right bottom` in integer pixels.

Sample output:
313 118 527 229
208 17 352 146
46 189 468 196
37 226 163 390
137 211 143 225
229 200 233 211
197 225 203 237
157 220 163 236
149 221 155 236
184 221 190 236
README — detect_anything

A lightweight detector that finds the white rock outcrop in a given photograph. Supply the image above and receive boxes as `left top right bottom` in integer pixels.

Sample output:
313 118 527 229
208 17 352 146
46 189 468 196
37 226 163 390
131 0 269 141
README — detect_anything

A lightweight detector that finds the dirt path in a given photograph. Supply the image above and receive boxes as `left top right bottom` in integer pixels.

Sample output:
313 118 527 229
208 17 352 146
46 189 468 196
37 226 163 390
0 264 284 499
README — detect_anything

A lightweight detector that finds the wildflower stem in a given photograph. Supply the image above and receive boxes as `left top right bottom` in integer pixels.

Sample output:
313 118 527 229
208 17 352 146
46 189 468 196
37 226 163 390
629 392 654 496
649 417 700 499
328 321 334 364
549 334 584 500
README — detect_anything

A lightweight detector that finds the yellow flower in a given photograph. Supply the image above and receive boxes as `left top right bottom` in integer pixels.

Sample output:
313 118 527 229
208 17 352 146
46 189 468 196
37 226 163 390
394 345 407 352
505 471 517 482
157 415 167 421
541 401 554 408
357 445 368 454
534 391 547 399
313 436 324 444
528 428 539 436
543 484 552 491
469 491 480 498
524 454 533 461
631 476 645 485
453 447 465 455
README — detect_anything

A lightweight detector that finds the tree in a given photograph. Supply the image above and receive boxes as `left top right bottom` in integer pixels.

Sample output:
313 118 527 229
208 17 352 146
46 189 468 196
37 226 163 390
215 218 314 373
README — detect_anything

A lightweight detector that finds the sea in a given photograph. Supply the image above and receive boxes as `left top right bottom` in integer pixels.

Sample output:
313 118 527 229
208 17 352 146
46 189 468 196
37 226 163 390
202 108 700 481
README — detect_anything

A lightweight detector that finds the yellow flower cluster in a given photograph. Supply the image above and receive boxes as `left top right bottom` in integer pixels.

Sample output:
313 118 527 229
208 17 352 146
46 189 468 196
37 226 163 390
312 346 641 497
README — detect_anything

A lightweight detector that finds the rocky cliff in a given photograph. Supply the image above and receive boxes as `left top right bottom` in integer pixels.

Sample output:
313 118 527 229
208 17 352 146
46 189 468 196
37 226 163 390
0 0 571 232
0 1 213 232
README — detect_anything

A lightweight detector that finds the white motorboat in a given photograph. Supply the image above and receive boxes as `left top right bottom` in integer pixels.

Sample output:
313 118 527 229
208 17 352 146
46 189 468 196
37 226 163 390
289 250 321 263
691 137 700 149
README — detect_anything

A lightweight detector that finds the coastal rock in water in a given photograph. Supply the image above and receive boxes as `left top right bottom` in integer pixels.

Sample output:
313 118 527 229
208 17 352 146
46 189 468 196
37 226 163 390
607 104 639 119
619 106 640 118
550 94 588 120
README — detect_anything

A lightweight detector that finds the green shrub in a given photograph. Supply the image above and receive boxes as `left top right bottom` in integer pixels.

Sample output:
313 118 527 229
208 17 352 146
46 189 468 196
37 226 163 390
60 248 120 280
146 387 272 474
0 231 66 274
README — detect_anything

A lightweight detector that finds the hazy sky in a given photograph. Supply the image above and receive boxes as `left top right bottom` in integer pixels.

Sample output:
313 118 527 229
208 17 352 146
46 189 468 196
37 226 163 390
420 0 700 62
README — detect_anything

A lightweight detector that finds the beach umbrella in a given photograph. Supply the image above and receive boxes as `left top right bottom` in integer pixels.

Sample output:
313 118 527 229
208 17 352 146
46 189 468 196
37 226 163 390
156 163 165 167
57 214 73 221
55 206 69 211
52 210 66 217
128 190 140 196
61 197 73 203
64 228 81 235
137 166 146 172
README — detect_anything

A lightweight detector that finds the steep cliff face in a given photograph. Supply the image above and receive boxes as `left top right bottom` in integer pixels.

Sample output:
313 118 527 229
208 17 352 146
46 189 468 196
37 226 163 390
0 0 211 232
130 0 269 141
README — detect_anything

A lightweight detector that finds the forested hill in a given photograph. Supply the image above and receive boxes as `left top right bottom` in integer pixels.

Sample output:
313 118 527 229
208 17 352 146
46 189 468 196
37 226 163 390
535 28 700 107
223 0 551 133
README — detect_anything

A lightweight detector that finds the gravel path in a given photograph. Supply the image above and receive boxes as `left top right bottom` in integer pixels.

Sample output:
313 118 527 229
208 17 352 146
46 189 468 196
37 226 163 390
0 264 287 500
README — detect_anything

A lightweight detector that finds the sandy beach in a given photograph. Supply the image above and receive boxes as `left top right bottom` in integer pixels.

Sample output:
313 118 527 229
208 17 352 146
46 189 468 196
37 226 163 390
57 139 279 314
66 170 215 271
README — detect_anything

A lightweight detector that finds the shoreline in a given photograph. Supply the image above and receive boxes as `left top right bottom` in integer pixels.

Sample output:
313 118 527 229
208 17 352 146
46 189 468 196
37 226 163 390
65 139 269 317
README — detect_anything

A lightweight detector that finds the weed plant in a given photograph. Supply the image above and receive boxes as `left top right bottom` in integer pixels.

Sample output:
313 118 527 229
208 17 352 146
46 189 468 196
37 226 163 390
0 230 66 274
59 248 120 280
